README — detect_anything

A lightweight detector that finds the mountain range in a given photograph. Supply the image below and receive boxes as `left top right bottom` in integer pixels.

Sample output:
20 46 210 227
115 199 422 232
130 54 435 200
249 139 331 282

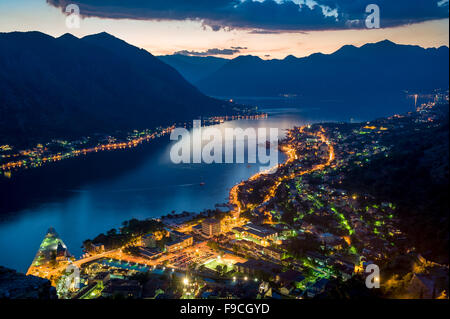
1 32 448 147
0 31 233 146
161 40 449 100
158 55 228 83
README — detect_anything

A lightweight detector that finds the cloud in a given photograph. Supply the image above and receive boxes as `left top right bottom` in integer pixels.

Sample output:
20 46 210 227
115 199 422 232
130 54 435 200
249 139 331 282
174 47 244 56
320 0 449 27
248 29 309 34
46 0 449 31
248 29 284 34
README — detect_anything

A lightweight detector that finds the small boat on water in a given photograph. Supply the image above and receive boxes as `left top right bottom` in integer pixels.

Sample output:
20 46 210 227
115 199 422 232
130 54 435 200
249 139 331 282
200 182 205 186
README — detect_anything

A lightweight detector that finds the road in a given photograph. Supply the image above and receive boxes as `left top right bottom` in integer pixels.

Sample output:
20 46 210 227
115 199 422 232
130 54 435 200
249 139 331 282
229 126 335 213
26 249 119 280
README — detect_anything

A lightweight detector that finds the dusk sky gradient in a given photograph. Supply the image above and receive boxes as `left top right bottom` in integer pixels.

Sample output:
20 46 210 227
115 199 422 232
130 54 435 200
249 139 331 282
0 0 448 59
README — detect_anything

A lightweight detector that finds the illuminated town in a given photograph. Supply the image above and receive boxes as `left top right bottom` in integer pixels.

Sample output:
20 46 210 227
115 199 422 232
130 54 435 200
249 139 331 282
10 94 447 300
0 1 448 307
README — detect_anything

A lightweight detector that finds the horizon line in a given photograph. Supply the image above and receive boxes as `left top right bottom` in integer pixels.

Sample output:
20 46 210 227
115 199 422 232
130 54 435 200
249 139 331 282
2 29 449 61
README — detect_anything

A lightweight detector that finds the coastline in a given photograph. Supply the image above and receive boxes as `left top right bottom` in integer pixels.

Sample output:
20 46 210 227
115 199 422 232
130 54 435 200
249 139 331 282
0 113 268 179
0 109 308 272
77 122 304 256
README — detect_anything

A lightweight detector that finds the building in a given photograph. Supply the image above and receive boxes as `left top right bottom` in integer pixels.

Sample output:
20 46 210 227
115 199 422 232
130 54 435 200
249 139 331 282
276 270 305 287
55 242 69 262
233 223 278 246
318 232 339 244
142 278 167 299
93 272 110 286
90 243 105 254
139 246 163 260
163 229 194 253
234 259 281 277
164 234 193 253
192 224 203 235
101 279 142 298
142 233 157 248
305 251 329 267
224 231 236 240
333 263 354 281
262 246 284 261
202 219 221 238
306 278 329 298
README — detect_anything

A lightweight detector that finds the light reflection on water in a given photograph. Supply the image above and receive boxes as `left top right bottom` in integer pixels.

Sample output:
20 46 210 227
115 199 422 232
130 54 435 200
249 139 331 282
0 108 315 272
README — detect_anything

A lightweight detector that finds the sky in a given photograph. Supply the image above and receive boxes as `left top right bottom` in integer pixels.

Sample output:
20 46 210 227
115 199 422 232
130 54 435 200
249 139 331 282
0 0 448 59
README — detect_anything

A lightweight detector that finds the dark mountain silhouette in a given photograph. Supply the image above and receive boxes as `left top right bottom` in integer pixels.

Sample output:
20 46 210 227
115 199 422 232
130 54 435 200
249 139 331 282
158 54 228 83
0 31 233 146
193 40 448 100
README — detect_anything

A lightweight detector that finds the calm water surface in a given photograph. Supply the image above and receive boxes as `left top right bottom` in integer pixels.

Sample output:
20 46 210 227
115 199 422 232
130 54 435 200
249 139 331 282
0 108 325 272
